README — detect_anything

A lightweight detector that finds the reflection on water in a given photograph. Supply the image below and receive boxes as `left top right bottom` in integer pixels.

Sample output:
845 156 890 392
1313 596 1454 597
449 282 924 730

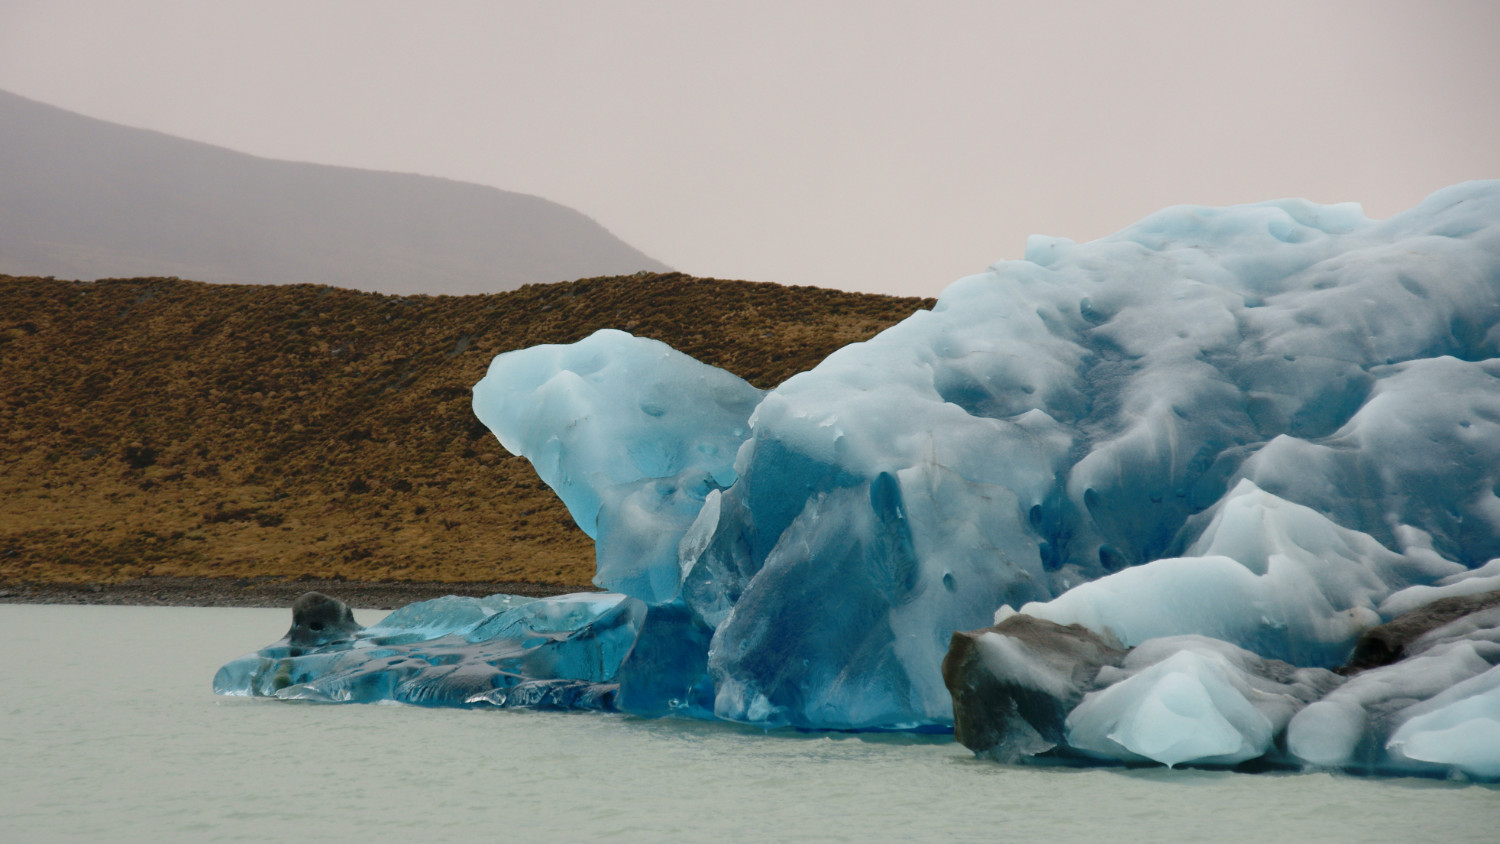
1 605 1494 842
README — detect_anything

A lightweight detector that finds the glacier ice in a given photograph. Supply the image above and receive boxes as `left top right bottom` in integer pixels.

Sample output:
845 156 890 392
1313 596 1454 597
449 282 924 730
1287 638 1500 776
1385 663 1500 779
1063 636 1340 768
214 591 641 707
470 329 763 604
1284 593 1500 776
1015 480 1460 667
218 181 1500 777
1379 558 1500 620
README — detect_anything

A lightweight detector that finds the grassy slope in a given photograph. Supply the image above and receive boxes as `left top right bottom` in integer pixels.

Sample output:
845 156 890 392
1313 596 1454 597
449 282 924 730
0 273 932 590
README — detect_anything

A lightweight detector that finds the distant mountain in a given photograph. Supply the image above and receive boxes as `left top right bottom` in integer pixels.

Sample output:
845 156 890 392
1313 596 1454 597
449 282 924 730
0 89 670 295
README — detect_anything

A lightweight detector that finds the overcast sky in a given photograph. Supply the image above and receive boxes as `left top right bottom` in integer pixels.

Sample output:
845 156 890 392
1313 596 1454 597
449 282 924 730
2 1 1497 298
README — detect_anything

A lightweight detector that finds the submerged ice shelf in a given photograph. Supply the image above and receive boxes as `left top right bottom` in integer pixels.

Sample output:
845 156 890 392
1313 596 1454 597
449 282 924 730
218 181 1500 779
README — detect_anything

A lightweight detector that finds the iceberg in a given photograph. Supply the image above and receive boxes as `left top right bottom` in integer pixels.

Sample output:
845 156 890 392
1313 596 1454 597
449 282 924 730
219 181 1500 777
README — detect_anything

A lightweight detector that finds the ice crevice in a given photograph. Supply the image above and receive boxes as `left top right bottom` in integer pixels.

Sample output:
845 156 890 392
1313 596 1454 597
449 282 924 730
216 181 1500 779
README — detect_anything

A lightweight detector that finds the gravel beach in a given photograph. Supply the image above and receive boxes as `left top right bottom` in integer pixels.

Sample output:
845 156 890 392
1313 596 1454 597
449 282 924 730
0 576 576 609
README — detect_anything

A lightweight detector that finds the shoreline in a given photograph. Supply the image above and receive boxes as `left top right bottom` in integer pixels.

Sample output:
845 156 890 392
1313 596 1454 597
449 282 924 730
0 576 578 610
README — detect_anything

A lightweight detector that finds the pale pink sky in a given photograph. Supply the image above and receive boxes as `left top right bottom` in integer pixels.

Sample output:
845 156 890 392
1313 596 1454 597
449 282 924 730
2 0 1496 297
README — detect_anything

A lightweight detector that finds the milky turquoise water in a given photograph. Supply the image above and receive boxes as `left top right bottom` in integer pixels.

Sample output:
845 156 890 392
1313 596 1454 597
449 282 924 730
1 605 1494 842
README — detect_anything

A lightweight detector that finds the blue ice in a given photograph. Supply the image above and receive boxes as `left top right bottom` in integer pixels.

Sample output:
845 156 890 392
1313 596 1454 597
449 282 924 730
214 592 641 707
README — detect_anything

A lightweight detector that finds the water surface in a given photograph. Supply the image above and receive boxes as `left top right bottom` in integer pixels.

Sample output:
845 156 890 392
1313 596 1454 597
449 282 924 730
1 605 1494 841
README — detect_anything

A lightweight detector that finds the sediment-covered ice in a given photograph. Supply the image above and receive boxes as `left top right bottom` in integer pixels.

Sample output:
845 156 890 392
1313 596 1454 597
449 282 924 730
1380 559 1500 620
219 181 1500 777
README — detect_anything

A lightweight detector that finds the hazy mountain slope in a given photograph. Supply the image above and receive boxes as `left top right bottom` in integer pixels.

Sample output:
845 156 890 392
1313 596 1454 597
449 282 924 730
0 273 933 591
0 89 669 295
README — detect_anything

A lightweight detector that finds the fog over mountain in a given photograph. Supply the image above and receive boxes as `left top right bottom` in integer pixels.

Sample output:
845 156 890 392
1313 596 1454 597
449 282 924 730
0 89 669 295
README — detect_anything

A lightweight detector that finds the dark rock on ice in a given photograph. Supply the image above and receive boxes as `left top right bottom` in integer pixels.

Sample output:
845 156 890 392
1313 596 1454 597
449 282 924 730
287 592 363 647
1343 589 1500 673
943 613 1125 761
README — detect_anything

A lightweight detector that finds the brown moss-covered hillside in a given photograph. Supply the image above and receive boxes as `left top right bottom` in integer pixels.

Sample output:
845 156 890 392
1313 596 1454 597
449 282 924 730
0 273 933 591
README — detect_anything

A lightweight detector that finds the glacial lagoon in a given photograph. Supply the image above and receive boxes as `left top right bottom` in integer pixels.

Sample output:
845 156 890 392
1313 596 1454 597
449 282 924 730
2 604 1494 842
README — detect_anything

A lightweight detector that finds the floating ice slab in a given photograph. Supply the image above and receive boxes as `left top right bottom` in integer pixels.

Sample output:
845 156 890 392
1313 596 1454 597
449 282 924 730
213 591 640 707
